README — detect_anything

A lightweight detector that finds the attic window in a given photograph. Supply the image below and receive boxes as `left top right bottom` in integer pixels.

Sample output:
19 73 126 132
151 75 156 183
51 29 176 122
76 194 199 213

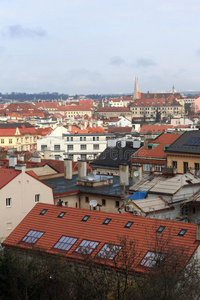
21 230 44 244
58 212 66 218
96 244 122 260
40 209 47 215
156 226 165 233
102 218 112 225
124 221 134 228
54 236 77 251
140 251 165 268
75 240 99 254
81 215 90 222
178 229 187 236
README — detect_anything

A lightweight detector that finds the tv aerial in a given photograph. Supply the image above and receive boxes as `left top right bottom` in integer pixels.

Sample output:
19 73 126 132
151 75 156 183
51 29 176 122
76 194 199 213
89 200 98 207
88 172 95 181
134 171 139 178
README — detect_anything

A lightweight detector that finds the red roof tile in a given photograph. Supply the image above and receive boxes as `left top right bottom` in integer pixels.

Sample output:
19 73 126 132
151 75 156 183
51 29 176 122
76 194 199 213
107 127 132 133
3 203 199 273
0 168 20 189
97 107 130 112
140 125 173 134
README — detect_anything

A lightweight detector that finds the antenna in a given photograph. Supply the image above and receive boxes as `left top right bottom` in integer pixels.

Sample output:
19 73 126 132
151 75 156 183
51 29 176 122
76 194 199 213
89 200 98 207
134 171 139 177
88 172 95 181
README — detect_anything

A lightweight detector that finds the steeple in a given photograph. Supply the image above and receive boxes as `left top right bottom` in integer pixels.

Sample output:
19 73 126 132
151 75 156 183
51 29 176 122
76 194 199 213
172 84 175 94
133 76 139 100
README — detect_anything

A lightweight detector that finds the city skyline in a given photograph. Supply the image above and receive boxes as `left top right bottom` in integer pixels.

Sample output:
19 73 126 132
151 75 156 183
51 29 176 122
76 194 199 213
0 0 200 94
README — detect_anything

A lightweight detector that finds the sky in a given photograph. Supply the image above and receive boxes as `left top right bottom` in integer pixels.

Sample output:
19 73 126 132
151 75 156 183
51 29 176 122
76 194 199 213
0 0 200 95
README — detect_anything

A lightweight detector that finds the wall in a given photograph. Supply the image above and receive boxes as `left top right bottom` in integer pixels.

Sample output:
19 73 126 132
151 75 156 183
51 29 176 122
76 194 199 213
167 153 200 173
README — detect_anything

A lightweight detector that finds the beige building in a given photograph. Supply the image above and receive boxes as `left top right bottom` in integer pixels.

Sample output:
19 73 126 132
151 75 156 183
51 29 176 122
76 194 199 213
57 105 92 118
0 164 54 242
95 107 132 120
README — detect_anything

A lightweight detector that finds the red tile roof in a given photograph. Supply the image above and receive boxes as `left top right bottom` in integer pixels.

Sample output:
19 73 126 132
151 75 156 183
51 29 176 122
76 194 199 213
3 203 199 273
133 133 180 159
131 98 181 107
107 127 132 133
140 125 174 134
0 168 20 189
97 107 130 112
58 105 92 112
35 102 59 109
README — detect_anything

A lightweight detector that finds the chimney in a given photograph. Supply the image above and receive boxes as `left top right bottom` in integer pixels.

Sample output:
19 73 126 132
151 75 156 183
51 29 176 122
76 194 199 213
9 153 17 167
15 163 26 172
119 164 129 186
19 154 24 162
44 149 51 159
132 164 142 184
78 160 87 178
196 222 200 240
68 125 72 131
57 199 63 206
32 153 41 163
64 159 72 179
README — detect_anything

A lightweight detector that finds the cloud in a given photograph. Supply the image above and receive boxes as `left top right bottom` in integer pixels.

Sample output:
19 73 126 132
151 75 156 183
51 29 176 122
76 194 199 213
2 24 47 38
136 58 156 68
196 49 200 56
109 56 125 66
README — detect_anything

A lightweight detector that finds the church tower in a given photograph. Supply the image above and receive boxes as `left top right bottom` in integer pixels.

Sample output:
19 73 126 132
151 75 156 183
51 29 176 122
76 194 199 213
133 76 139 100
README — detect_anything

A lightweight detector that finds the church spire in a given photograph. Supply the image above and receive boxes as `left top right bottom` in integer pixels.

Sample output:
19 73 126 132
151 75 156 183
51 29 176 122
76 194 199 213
133 76 139 100
172 84 175 94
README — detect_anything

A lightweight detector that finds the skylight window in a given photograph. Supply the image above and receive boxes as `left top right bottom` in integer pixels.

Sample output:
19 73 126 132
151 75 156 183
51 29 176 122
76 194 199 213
81 215 90 222
140 251 165 268
40 209 47 215
96 244 122 260
124 221 133 229
21 230 44 244
156 226 165 233
178 229 187 236
54 236 77 251
58 212 66 218
102 218 112 225
75 240 99 254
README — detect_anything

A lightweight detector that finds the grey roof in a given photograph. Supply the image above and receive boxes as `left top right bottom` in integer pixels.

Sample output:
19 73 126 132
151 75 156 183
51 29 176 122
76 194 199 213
165 130 200 154
90 142 139 169
43 175 132 197
133 197 168 213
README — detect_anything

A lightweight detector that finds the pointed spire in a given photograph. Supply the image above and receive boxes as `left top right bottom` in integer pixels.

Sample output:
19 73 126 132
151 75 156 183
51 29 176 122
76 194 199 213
133 76 139 100
172 84 175 94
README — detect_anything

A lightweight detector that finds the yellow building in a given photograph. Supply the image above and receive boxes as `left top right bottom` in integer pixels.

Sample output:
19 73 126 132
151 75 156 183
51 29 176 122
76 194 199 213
0 123 37 151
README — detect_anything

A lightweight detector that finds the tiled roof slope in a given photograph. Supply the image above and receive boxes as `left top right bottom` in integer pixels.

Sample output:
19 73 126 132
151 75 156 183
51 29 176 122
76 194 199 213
107 127 132 133
133 133 179 159
165 130 200 155
140 125 173 134
97 107 130 112
0 123 37 136
3 203 199 273
0 168 20 189
131 98 181 107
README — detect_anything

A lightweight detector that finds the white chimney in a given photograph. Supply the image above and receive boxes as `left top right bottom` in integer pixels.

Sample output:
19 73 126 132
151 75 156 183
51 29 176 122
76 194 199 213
119 164 129 186
64 159 72 179
9 154 17 167
78 160 87 178
19 154 24 162
32 153 41 163
15 163 26 173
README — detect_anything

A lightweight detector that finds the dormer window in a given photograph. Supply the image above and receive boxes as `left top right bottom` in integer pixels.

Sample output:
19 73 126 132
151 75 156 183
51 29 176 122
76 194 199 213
21 230 44 244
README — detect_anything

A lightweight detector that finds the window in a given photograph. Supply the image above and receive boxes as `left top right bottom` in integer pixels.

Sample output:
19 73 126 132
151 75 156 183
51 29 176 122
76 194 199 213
6 198 11 207
155 165 164 171
9 139 12 144
143 164 152 171
93 137 95 141
81 215 90 222
195 163 199 171
193 207 196 214
97 137 99 141
80 137 83 141
21 230 44 244
1 139 4 144
67 145 73 150
102 218 111 225
183 162 188 173
140 251 165 268
68 154 74 160
172 161 177 168
83 137 86 141
75 240 99 255
54 145 60 151
156 226 165 233
124 221 133 228
178 229 187 236
55 155 60 160
58 212 66 218
40 209 47 215
93 144 99 150
85 197 89 203
81 154 86 160
102 199 106 206
115 201 120 207
81 144 87 150
97 244 121 260
35 194 40 203
41 145 47 151
54 236 77 251
71 137 73 141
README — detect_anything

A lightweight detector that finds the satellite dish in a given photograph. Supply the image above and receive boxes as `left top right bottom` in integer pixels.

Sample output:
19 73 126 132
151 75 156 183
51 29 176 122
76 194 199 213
89 200 98 207
88 172 95 181
134 171 139 178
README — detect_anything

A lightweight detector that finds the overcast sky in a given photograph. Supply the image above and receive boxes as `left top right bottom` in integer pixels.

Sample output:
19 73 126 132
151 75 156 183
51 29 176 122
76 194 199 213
0 0 200 94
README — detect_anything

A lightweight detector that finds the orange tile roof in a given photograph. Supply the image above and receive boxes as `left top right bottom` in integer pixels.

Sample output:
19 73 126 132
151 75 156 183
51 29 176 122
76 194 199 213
97 107 130 112
0 168 20 189
131 98 181 107
140 125 174 134
133 133 180 159
3 203 199 273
